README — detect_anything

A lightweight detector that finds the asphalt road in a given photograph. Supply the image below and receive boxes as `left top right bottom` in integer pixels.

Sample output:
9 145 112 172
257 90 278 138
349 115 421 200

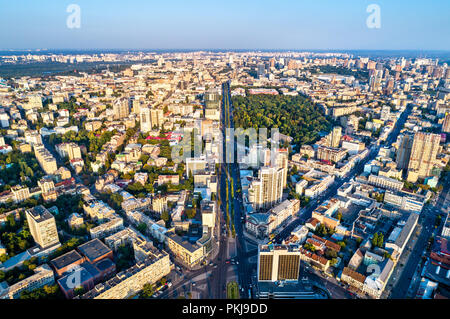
388 174 450 298
222 81 253 298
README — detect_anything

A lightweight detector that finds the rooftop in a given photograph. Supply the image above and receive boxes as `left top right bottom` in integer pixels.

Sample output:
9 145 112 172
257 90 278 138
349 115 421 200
77 238 112 262
50 250 84 271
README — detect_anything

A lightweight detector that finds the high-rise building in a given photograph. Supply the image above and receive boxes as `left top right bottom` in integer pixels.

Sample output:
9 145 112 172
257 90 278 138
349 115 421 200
257 244 301 282
26 205 60 249
113 98 130 120
150 108 164 129
131 97 144 115
249 166 284 210
396 134 414 170
275 149 289 189
369 69 383 92
443 113 450 133
407 132 441 182
139 106 152 132
328 126 342 148
257 63 265 79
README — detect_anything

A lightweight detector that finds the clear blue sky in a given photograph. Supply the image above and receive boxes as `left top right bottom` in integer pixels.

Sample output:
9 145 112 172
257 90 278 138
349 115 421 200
0 0 449 50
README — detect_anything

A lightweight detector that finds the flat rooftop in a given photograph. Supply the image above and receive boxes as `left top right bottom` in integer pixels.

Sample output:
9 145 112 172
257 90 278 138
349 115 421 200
50 250 84 271
77 238 112 262
27 205 54 222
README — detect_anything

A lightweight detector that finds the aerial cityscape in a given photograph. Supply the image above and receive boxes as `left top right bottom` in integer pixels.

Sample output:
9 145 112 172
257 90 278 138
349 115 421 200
0 0 449 305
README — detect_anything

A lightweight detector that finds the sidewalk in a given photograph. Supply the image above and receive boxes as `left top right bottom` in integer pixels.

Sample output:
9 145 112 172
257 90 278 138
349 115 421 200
243 231 266 246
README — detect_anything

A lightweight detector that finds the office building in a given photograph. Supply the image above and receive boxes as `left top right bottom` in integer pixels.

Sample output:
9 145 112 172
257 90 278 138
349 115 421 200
257 244 301 282
368 174 404 191
257 63 265 79
166 233 205 268
317 146 347 163
275 149 289 189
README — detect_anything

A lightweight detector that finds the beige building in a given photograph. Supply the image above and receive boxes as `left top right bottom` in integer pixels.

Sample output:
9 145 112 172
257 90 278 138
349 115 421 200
407 132 441 182
186 157 207 177
68 213 84 229
26 205 60 249
0 264 55 299
201 201 217 229
329 126 342 148
443 113 450 133
166 233 205 267
113 98 130 120
38 177 57 202
11 185 30 203
249 166 284 210
34 144 58 175
56 142 82 160
79 248 171 299
368 174 404 191
139 106 152 132
38 177 55 194
150 108 164 128
152 195 168 214
317 145 347 163
275 149 289 189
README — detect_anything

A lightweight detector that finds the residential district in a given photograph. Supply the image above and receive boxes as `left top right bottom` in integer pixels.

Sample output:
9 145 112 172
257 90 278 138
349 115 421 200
0 51 449 300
